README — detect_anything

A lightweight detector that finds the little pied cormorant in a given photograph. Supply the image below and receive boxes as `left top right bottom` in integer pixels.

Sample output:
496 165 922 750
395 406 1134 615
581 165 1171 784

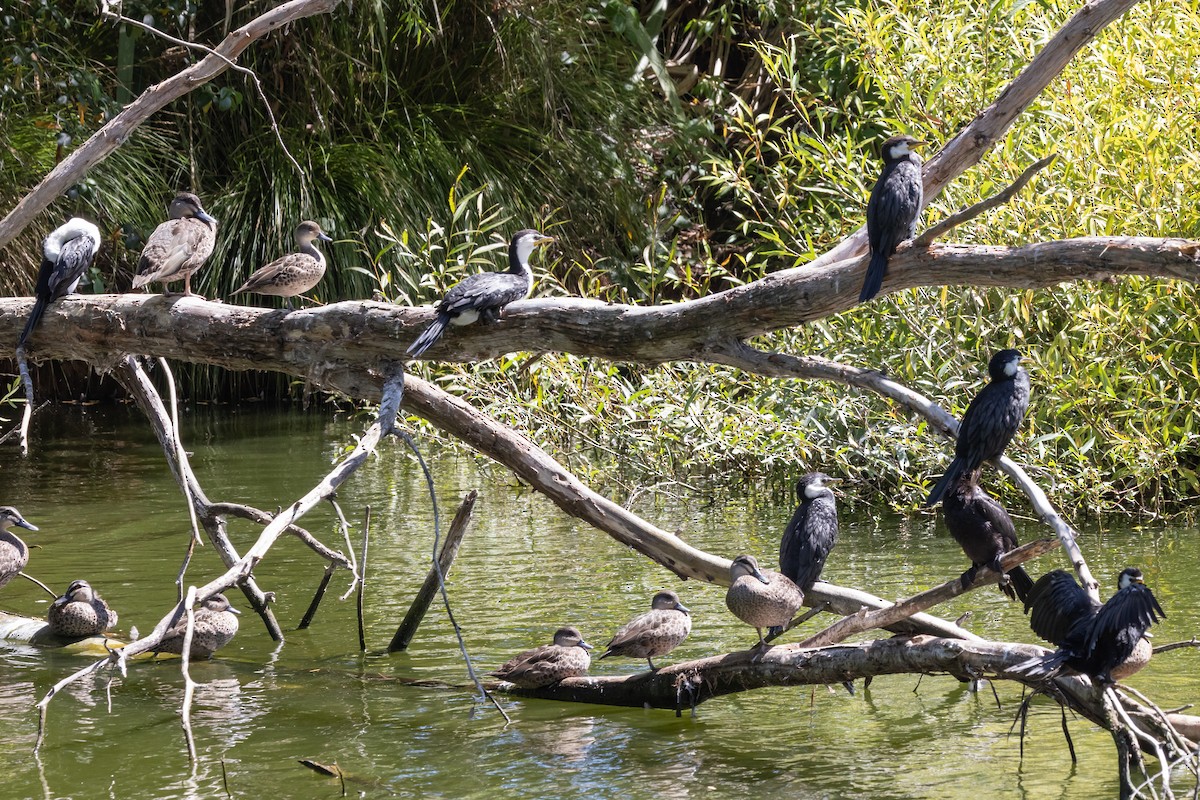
1017 567 1165 684
924 349 1030 508
406 229 553 358
778 473 840 593
941 472 1034 602
860 134 926 302
18 218 102 349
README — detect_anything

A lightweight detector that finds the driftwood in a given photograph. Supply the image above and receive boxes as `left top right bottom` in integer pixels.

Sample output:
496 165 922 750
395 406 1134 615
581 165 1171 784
389 490 478 652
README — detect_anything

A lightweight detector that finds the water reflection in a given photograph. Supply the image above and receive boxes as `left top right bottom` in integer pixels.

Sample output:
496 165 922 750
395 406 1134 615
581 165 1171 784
0 406 1196 799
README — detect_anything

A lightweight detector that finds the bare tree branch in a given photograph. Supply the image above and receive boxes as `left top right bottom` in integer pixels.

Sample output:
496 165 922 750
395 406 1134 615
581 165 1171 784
809 0 1148 270
0 0 340 250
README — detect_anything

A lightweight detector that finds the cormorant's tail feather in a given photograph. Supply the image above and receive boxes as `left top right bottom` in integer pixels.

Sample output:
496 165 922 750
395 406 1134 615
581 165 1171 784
923 459 963 508
1012 650 1069 681
1007 565 1035 604
406 313 451 357
858 250 889 302
17 297 48 348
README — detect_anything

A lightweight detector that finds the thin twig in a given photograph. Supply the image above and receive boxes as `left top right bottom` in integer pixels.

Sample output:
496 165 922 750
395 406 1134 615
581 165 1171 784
1153 638 1200 655
356 506 370 652
913 154 1058 246
101 11 303 179
17 571 59 599
15 346 35 455
330 498 360 601
388 490 477 652
398 430 506 723
799 538 1058 648
179 586 199 765
157 357 203 545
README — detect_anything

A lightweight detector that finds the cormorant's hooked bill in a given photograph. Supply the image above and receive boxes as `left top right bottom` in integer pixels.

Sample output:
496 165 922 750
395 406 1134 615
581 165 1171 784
406 229 553 358
861 134 926 302
924 349 1030 508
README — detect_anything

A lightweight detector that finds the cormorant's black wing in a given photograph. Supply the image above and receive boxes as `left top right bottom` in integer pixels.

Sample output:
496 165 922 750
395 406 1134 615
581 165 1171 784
440 272 528 316
1084 583 1165 659
42 235 96 301
1024 569 1100 647
970 488 1019 552
778 499 837 592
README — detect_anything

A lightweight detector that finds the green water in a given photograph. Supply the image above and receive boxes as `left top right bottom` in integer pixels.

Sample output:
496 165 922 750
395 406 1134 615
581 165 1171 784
1 407 1197 799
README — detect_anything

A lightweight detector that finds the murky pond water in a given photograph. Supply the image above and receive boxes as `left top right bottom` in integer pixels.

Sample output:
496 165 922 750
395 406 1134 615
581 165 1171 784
1 406 1197 799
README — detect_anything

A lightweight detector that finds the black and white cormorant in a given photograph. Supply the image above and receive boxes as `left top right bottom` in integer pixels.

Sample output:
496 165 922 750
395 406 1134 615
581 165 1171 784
924 349 1030 508
1017 567 1165 684
406 229 554 358
860 134 925 302
778 472 840 593
17 218 102 348
941 472 1034 601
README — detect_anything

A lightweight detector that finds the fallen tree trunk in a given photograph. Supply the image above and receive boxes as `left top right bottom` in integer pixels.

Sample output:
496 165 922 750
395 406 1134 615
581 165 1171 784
2 237 1196 366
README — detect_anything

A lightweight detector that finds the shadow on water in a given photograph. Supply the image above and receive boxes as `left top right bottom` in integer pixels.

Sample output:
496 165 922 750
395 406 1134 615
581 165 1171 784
1 405 1197 799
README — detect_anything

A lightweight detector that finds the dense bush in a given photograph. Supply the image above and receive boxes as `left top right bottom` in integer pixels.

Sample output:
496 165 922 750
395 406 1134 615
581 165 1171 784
3 0 1198 513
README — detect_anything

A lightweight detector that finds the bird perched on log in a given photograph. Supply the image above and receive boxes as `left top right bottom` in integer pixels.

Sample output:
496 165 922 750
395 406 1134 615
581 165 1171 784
406 229 554 358
860 134 926 302
1017 567 1165 684
17 218 102 349
941 473 1034 602
779 473 840 593
0 506 38 591
234 220 333 309
598 590 691 671
132 192 217 298
725 554 804 650
157 593 241 659
47 579 119 638
490 626 593 688
924 349 1030 508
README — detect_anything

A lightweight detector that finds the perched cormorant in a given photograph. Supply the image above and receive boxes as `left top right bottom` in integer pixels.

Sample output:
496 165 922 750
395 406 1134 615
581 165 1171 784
406 229 553 358
47 579 119 638
490 626 593 688
941 473 1034 601
157 593 241 659
18 218 102 348
725 554 804 649
599 590 691 670
0 506 38 591
924 349 1030 508
1017 567 1165 684
779 472 840 593
860 134 925 302
234 220 332 308
133 192 217 298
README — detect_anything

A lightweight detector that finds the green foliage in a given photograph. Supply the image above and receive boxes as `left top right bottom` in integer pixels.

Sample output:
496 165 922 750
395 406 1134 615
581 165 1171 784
409 0 1200 515
4 0 1199 514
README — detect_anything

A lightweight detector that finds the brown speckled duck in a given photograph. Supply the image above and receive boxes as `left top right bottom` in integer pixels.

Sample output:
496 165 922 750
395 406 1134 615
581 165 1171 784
490 626 593 688
234 220 332 309
599 590 691 671
47 579 119 638
133 192 217 298
157 593 241 658
0 506 38 591
725 554 804 649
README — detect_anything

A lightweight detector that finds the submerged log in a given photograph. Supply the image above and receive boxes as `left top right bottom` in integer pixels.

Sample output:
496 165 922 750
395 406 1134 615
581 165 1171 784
0 611 126 655
493 634 1200 748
